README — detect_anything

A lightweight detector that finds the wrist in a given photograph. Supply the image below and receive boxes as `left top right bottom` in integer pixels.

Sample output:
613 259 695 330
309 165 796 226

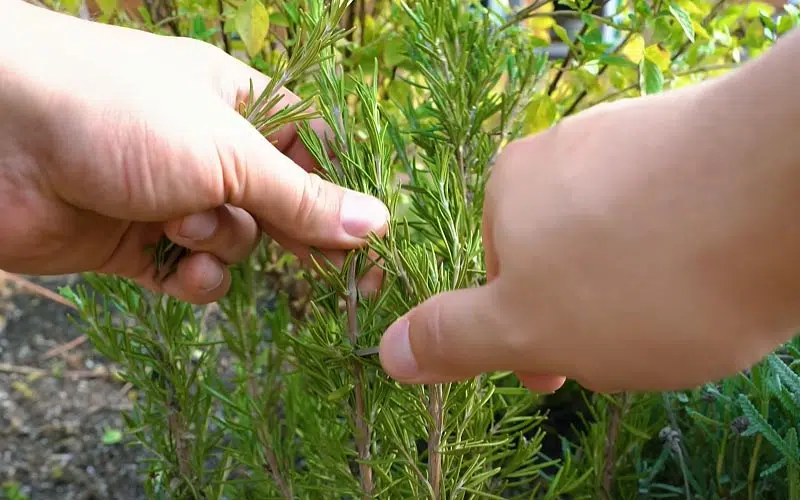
0 2 58 272
682 31 800 336
0 1 58 151
691 29 800 180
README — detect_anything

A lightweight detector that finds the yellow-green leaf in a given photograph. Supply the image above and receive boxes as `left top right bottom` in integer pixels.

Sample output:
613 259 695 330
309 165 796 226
327 383 354 402
522 94 557 135
526 1 555 31
691 20 711 40
59 0 82 15
744 2 776 19
609 67 630 90
95 0 117 16
621 34 645 64
383 35 406 67
675 0 704 16
777 14 796 36
235 0 270 58
644 44 671 71
386 77 411 105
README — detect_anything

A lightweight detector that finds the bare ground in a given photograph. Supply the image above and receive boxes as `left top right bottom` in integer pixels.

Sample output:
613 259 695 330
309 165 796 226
1 274 146 500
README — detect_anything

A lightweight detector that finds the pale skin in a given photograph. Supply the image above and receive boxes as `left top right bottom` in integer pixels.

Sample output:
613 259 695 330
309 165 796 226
2 0 800 394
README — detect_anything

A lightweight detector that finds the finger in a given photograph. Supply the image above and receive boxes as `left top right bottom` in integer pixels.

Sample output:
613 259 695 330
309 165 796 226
160 252 230 304
515 372 567 394
163 205 260 265
263 221 384 295
93 222 229 304
378 283 519 384
482 188 500 283
123 247 230 305
215 107 389 250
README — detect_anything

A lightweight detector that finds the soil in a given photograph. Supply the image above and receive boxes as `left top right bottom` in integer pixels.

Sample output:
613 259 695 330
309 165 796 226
1 274 146 500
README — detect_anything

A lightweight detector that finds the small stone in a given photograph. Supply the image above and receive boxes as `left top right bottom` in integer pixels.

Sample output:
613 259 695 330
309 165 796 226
16 344 32 361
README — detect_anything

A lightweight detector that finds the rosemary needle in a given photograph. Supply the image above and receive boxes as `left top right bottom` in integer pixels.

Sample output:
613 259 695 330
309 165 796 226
354 346 380 357
151 237 190 284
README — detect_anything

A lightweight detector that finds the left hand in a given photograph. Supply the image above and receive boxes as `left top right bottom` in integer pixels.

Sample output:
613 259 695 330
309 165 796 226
0 1 389 304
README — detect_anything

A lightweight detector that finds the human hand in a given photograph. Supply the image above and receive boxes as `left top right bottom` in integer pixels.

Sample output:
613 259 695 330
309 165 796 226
0 1 388 304
377 76 800 393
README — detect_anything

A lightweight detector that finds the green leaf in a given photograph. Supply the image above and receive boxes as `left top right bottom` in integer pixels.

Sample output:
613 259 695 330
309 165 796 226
383 35 406 67
777 14 796 36
669 1 695 42
639 58 664 95
235 0 270 57
598 54 638 69
190 14 214 40
759 11 778 33
102 428 122 445
552 24 573 47
269 10 290 27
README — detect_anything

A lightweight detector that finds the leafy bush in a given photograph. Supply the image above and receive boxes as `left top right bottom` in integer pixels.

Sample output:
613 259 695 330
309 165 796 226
50 0 800 498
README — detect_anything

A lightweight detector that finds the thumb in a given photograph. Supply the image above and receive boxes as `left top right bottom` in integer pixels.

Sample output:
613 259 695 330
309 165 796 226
220 107 389 250
378 283 515 384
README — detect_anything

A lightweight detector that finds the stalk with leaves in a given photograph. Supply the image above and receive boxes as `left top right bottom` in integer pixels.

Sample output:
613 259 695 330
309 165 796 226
53 0 800 498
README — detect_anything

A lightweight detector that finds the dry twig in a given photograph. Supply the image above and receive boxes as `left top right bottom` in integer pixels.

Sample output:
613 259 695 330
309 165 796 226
0 362 118 381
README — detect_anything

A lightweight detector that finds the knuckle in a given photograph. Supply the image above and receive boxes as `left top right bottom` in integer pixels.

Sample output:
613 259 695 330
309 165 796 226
216 207 260 262
173 36 223 59
409 299 457 373
418 298 450 368
293 173 328 230
491 137 528 186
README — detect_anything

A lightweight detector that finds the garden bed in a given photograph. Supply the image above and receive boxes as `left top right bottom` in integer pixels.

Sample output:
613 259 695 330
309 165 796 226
0 274 145 500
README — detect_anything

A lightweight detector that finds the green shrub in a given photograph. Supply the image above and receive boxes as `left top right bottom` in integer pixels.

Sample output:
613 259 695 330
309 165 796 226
51 0 800 498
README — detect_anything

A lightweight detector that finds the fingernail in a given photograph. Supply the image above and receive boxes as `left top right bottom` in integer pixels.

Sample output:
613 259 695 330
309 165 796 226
199 264 224 291
380 317 418 380
341 192 389 238
179 211 217 241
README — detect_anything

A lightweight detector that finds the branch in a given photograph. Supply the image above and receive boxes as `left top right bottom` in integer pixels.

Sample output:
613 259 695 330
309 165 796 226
217 0 230 54
346 256 374 498
581 63 737 109
358 0 368 46
520 9 623 30
561 30 632 116
546 20 591 97
427 383 443 499
600 393 629 499
0 270 77 309
0 362 117 380
500 0 554 31
246 374 293 499
143 0 180 36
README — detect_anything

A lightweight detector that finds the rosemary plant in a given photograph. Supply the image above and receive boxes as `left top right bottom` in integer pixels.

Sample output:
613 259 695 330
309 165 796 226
56 0 800 498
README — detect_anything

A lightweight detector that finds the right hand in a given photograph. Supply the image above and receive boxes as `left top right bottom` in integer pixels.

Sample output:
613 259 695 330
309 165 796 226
378 80 800 394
